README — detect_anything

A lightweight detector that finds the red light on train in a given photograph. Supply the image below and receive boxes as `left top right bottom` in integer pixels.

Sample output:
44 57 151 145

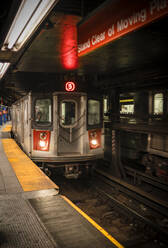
88 129 101 149
65 81 76 92
33 130 50 151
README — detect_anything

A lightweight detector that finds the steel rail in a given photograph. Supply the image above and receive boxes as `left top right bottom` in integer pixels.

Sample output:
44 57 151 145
124 165 168 192
95 186 168 245
95 169 168 217
94 171 168 244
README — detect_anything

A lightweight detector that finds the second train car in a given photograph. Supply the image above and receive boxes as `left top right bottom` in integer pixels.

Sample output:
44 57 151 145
11 90 104 178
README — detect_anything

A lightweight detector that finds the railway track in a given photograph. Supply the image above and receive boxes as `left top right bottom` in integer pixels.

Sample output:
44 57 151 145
94 168 168 247
50 166 168 247
124 165 168 199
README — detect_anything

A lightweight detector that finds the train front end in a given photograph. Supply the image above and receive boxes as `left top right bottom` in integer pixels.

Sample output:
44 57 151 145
30 91 104 177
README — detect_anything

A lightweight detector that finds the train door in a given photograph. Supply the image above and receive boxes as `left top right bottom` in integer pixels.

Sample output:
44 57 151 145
16 105 20 139
57 94 85 155
23 99 29 150
21 101 24 144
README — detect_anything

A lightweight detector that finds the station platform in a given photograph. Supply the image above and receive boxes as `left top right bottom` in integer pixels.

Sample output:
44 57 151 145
0 122 12 139
0 122 124 248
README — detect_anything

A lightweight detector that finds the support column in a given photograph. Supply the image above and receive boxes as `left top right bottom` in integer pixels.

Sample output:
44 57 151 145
109 90 122 177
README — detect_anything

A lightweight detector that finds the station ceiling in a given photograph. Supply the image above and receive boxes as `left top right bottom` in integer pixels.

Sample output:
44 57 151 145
0 0 168 105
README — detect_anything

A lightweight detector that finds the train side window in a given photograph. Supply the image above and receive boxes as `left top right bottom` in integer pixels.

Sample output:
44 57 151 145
120 99 134 114
103 96 110 121
153 93 163 115
104 98 108 115
88 99 100 125
35 99 52 124
60 100 76 126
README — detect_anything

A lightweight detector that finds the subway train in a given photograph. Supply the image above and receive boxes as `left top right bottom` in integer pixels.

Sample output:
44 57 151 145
118 90 168 181
11 86 104 178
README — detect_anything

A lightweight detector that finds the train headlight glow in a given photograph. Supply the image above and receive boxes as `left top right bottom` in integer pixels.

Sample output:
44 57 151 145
88 129 101 149
90 139 98 146
39 140 46 148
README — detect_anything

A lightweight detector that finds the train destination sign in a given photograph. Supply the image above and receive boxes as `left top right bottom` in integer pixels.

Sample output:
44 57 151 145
65 81 76 92
78 0 168 56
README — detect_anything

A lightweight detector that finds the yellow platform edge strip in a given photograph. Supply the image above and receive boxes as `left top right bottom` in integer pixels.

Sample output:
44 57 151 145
2 139 59 192
2 125 12 132
62 195 125 248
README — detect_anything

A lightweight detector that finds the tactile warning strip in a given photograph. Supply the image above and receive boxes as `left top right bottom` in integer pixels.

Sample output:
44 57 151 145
2 139 59 192
0 194 58 248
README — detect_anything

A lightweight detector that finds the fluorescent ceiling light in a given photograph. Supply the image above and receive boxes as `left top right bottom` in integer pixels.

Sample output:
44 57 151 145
0 63 10 79
1 0 59 51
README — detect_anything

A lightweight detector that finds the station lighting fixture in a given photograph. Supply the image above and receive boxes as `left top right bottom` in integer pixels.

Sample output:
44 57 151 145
1 0 59 51
0 62 10 79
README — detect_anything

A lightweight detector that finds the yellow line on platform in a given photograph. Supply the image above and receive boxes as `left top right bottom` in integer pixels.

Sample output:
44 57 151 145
2 139 59 192
2 125 12 132
62 195 125 248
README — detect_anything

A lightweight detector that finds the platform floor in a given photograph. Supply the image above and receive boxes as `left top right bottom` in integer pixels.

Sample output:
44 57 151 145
0 137 58 247
0 122 12 139
0 123 124 248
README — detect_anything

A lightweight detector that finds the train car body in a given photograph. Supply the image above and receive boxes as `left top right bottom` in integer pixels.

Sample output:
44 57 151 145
118 90 168 181
11 91 104 177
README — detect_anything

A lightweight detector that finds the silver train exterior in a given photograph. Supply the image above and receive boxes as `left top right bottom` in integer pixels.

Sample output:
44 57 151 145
11 91 104 176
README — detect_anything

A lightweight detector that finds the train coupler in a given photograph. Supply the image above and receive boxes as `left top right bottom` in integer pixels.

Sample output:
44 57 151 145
64 164 82 179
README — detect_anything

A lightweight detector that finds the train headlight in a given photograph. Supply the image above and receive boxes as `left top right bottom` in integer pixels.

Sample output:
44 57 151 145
39 140 46 148
33 130 50 151
88 129 101 149
90 139 98 146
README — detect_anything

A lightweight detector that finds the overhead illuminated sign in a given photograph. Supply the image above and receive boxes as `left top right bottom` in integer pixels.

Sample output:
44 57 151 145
65 81 76 92
78 0 168 56
60 16 79 70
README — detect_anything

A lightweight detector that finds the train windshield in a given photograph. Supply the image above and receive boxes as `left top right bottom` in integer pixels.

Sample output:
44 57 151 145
61 101 76 126
88 99 100 125
35 98 52 124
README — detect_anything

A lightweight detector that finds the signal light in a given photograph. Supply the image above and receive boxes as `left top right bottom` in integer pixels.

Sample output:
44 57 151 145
65 81 76 92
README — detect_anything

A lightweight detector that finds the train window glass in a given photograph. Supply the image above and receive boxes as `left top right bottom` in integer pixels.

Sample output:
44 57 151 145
104 98 108 114
103 96 110 121
88 99 100 125
61 101 76 126
120 98 134 114
120 104 134 114
35 99 52 124
153 93 163 115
